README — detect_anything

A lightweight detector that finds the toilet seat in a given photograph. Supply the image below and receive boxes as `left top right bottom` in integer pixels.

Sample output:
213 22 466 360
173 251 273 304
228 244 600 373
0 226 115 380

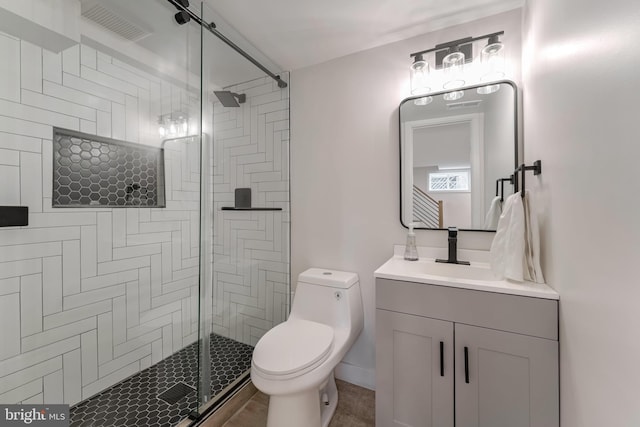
252 319 334 377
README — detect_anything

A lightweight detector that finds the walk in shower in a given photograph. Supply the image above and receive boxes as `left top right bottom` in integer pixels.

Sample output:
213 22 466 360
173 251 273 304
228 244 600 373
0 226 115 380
0 0 290 425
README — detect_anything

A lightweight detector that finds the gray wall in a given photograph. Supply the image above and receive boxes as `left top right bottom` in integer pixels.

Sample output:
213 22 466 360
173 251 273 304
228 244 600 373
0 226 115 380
523 0 640 425
291 9 522 388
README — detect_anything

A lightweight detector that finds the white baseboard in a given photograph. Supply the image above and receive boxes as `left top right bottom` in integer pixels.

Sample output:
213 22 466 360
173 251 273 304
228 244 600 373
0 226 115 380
334 362 375 391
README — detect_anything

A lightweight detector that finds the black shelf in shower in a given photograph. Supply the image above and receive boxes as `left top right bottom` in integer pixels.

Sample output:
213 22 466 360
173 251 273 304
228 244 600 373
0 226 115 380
221 207 282 211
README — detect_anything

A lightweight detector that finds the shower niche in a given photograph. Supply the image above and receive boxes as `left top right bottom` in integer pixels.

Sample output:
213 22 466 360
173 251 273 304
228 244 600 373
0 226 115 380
52 128 166 207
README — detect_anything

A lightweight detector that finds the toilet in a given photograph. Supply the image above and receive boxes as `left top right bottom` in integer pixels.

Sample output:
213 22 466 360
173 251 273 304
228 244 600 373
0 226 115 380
251 268 364 427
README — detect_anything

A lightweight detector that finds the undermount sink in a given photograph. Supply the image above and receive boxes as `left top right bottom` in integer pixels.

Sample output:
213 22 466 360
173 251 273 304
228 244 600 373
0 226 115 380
374 246 559 300
397 257 499 282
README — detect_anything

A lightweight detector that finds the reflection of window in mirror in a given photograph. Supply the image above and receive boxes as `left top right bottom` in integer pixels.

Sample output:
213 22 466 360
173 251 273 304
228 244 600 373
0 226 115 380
428 170 470 192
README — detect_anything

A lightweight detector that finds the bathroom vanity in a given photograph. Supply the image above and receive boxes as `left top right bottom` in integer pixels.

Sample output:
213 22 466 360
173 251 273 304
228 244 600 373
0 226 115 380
374 247 559 427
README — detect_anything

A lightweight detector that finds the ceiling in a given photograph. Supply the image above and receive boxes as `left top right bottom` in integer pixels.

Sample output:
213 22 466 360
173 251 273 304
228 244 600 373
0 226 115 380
82 0 272 88
206 0 524 71
83 0 523 87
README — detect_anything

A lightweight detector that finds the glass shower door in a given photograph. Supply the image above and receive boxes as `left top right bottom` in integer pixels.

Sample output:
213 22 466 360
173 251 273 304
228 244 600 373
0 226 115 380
196 0 292 412
0 0 289 422
67 1 206 424
0 0 206 425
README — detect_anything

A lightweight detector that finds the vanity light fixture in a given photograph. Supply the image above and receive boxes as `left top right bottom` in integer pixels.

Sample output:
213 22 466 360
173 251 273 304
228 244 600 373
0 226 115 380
158 112 190 138
480 34 505 80
443 91 464 101
409 31 505 97
413 96 433 106
477 34 505 94
442 46 466 89
410 54 431 105
477 84 501 94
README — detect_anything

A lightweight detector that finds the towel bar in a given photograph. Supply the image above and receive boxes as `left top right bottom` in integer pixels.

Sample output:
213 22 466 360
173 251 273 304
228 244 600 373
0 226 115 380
514 160 542 198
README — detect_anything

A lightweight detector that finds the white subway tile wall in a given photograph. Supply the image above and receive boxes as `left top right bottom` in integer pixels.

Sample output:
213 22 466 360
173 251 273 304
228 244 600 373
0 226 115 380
0 34 200 407
0 31 290 408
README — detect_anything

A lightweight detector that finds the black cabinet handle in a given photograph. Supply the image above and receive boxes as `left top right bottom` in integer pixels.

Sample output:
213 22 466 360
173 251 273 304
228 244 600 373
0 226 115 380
440 341 444 376
464 346 470 384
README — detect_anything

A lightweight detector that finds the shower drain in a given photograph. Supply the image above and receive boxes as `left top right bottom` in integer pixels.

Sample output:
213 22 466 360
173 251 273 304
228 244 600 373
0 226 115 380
157 382 196 405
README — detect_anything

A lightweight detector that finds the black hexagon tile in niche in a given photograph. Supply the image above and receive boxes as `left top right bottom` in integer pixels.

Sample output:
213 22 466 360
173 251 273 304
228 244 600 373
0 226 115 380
69 334 254 427
52 129 165 207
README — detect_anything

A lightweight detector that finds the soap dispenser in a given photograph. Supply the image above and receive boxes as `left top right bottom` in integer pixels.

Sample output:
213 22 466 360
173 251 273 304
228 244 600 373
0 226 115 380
404 223 419 261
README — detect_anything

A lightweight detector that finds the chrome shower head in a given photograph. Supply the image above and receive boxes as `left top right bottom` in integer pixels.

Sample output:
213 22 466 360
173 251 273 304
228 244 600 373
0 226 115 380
213 91 246 107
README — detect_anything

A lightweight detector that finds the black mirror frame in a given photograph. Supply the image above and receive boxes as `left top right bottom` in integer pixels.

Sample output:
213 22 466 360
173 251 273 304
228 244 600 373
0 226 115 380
399 80 519 231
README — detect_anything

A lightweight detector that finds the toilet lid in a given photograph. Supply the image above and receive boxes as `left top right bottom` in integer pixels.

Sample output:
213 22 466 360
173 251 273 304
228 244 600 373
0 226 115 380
253 320 334 376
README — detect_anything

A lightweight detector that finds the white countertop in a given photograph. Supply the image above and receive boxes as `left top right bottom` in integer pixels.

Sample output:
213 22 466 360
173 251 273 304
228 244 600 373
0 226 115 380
374 246 559 300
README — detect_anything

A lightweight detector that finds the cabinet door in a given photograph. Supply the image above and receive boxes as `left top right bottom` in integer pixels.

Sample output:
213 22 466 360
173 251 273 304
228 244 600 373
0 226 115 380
455 324 559 427
376 309 454 427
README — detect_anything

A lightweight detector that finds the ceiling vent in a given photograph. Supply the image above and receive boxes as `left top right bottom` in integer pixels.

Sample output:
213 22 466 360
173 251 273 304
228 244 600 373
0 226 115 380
81 2 151 42
446 100 483 110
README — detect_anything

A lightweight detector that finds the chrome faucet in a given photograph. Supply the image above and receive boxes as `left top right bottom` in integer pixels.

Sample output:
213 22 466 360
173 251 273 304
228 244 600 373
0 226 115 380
436 227 470 265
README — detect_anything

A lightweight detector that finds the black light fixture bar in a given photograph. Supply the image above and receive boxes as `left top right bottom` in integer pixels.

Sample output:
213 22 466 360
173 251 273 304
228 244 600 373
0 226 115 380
409 31 505 59
166 0 288 89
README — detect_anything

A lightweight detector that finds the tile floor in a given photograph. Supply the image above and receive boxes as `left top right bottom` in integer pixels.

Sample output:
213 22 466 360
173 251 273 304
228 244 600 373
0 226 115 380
221 379 375 427
69 334 253 427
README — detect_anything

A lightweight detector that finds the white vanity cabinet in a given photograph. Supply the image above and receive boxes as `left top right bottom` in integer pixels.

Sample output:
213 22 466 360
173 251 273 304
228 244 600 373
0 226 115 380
376 309 454 427
375 278 559 427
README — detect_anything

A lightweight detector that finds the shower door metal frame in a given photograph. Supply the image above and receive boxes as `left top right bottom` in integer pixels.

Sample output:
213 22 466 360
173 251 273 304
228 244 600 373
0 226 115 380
198 132 212 406
165 0 287 89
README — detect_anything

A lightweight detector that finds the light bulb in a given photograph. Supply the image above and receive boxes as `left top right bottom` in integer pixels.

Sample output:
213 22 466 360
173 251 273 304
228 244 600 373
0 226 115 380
442 47 466 89
414 96 433 106
182 120 189 134
410 54 431 96
158 126 166 137
411 55 428 72
482 41 504 56
477 84 501 95
169 123 177 136
480 36 505 82
443 91 464 101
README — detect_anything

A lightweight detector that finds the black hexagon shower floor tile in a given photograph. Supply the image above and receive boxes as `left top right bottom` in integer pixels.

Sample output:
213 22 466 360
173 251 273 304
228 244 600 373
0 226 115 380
69 334 254 427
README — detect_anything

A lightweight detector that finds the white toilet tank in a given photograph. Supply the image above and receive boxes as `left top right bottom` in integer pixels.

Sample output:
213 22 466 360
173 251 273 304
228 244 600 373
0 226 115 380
289 268 363 333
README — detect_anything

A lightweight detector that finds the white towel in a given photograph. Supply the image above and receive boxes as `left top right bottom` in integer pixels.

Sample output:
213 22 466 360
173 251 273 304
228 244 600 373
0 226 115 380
523 191 545 283
483 196 502 230
490 193 525 281
490 191 545 283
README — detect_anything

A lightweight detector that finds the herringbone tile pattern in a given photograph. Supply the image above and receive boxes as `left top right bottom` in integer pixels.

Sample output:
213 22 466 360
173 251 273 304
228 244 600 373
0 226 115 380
0 39 202 406
210 76 291 347
0 35 290 410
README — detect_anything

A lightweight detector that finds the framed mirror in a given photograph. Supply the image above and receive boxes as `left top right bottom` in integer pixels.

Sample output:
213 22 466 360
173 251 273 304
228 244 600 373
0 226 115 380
400 81 518 230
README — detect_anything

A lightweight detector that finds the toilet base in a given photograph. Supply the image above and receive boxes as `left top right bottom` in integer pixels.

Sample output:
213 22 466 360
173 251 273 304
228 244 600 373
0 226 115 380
265 373 339 427
320 373 338 427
